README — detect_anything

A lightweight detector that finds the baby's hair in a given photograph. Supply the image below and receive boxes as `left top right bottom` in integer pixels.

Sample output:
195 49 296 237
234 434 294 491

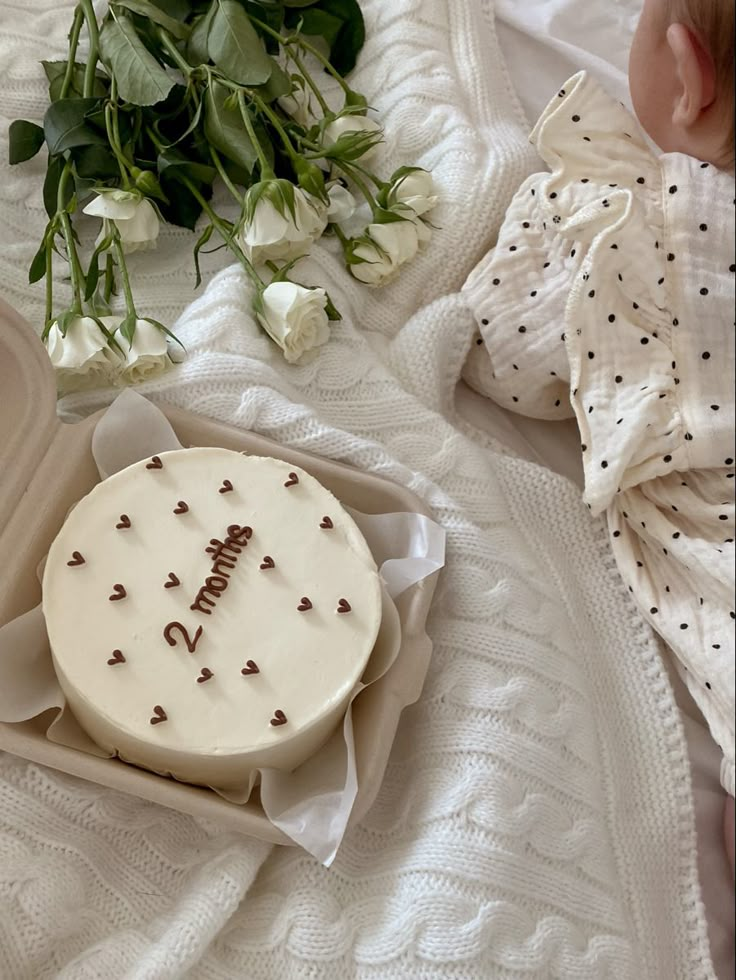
667 0 735 166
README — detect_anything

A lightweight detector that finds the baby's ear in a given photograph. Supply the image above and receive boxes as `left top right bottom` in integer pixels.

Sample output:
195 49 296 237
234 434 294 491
667 23 717 128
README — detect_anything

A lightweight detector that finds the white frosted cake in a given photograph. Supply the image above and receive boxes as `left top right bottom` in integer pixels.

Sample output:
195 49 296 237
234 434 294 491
41 448 382 789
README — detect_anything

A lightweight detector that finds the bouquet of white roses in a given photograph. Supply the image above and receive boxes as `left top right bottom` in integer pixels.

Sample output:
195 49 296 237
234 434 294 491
9 0 437 391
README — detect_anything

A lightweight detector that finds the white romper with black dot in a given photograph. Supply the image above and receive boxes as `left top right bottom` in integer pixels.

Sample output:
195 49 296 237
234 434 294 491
463 71 736 796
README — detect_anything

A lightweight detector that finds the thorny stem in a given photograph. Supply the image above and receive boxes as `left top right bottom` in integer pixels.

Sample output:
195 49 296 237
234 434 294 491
158 28 192 76
57 164 84 313
177 173 264 291
288 50 329 115
78 0 100 98
112 234 137 318
236 91 273 177
60 7 84 100
209 146 243 204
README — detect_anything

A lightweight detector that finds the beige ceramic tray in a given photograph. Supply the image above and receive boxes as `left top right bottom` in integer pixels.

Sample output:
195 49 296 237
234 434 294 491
0 299 438 844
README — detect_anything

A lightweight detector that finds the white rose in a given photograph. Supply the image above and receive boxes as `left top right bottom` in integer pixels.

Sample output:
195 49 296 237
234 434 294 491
323 114 382 161
83 190 160 253
349 219 423 286
113 318 172 384
326 182 357 224
45 315 119 394
241 186 327 265
257 282 330 364
388 169 438 217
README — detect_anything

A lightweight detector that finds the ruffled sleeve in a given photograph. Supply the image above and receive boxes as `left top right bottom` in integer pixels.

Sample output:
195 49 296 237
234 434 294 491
528 72 686 516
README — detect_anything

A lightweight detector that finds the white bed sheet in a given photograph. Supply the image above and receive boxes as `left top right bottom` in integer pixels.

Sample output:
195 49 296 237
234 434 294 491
457 2 735 976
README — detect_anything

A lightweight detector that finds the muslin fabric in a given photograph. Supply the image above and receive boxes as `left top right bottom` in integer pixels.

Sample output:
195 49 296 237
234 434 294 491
463 71 735 797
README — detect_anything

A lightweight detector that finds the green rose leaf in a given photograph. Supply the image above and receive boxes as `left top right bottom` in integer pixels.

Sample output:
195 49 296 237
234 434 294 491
28 237 49 285
186 8 215 65
203 80 260 172
158 177 210 229
257 59 291 101
286 0 365 75
157 146 217 184
43 98 107 155
208 0 273 85
43 155 72 218
243 1 284 54
8 120 45 165
281 0 321 6
298 8 343 49
71 143 121 180
99 15 175 106
42 60 108 101
112 0 191 40
150 0 192 19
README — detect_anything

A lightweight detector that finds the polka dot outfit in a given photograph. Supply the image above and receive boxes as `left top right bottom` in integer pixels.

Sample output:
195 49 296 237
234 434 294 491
462 71 736 795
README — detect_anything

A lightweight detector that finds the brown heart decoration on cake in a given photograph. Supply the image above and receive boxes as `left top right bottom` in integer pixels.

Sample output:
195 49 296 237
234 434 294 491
164 572 180 589
270 709 288 727
337 598 352 614
67 551 85 566
241 660 260 675
284 472 299 487
173 501 189 514
259 556 275 570
218 480 234 494
320 516 334 529
196 668 214 684
150 705 167 725
106 649 126 665
297 596 313 611
109 584 127 601
146 456 163 470
115 515 131 529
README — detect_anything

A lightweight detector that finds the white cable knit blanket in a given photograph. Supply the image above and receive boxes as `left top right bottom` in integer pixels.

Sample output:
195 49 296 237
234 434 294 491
0 0 717 977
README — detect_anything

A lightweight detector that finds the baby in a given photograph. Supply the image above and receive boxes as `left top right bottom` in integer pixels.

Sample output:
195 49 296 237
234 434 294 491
463 0 735 870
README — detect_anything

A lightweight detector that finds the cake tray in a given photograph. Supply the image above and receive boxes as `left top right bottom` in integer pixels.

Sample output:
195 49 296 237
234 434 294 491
0 299 438 845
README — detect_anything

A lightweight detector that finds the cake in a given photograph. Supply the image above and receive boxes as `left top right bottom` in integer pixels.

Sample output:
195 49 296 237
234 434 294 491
41 448 383 789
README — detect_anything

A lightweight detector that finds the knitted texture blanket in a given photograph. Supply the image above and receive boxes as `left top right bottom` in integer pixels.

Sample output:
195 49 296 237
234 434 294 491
0 0 717 977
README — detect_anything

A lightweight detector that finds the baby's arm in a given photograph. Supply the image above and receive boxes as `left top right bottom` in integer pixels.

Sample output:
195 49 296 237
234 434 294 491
462 174 579 421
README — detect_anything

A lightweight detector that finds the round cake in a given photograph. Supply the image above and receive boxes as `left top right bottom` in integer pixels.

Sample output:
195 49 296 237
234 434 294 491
41 448 382 788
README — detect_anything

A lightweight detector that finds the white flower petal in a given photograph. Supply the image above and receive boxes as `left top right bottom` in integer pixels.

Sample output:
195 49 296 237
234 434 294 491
258 282 330 364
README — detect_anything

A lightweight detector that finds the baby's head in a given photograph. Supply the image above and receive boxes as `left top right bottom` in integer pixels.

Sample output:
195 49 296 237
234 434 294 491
629 0 734 169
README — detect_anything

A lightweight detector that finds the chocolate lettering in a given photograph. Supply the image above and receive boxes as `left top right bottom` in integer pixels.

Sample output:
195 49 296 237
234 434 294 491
163 621 204 653
190 591 216 615
210 559 235 578
191 523 254 617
